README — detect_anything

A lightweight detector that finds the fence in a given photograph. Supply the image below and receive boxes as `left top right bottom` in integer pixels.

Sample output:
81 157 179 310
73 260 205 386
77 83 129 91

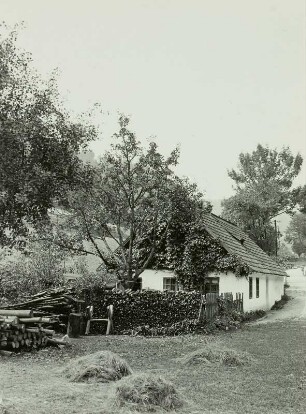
198 292 244 321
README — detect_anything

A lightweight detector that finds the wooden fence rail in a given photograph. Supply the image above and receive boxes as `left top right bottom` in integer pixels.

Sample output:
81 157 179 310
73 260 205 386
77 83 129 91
198 291 244 321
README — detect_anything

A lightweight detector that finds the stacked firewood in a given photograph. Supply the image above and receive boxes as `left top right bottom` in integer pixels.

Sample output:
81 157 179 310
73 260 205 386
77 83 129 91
7 287 81 315
0 309 66 356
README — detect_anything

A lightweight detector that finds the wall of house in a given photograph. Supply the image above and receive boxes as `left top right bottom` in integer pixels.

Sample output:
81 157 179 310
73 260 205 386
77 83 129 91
140 269 177 291
141 269 285 311
209 271 284 311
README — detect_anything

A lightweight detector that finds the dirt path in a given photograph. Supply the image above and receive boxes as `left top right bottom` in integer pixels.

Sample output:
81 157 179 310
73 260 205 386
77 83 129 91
254 267 306 324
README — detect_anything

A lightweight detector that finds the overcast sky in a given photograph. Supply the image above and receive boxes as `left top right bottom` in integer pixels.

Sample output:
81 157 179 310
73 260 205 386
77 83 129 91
1 0 305 202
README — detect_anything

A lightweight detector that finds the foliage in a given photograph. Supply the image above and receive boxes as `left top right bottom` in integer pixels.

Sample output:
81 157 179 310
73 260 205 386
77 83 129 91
271 294 291 310
0 240 65 303
50 115 181 286
222 144 303 254
71 261 118 294
285 213 306 257
240 309 266 322
175 222 249 288
0 25 96 247
296 184 306 214
142 218 249 289
133 178 211 269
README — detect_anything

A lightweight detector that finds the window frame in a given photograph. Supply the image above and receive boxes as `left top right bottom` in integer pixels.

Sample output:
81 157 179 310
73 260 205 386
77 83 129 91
163 277 177 291
256 277 259 298
249 277 253 299
204 277 220 294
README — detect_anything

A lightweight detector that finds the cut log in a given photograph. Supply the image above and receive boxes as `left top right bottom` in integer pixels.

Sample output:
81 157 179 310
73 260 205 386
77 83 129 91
0 309 33 318
0 350 13 356
46 338 70 347
19 317 42 323
41 328 55 336
26 328 40 334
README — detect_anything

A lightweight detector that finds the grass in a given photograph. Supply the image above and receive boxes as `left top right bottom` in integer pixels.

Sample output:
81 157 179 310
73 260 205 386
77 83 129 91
0 319 305 413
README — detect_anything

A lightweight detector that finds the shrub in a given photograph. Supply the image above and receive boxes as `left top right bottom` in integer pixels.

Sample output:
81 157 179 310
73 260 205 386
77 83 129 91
115 373 184 412
62 350 132 383
0 243 65 304
271 294 291 310
241 309 266 322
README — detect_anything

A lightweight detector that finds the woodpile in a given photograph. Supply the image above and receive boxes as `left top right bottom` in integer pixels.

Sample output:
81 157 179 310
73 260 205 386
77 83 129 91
7 287 82 314
0 308 66 356
5 287 84 332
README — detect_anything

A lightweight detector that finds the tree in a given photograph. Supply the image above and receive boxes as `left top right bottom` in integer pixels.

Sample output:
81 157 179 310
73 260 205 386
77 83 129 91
49 115 180 287
222 144 303 254
296 184 306 214
0 25 97 247
0 239 66 302
285 213 306 257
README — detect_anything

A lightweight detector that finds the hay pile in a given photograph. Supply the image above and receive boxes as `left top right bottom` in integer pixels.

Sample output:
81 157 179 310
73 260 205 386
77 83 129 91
115 373 184 412
62 350 132 383
177 345 253 366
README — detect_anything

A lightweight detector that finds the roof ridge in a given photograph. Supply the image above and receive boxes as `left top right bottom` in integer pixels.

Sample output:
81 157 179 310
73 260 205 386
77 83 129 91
209 212 239 227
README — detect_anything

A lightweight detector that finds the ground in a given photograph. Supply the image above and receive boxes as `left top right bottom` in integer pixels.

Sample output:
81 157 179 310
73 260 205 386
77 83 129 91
1 268 306 414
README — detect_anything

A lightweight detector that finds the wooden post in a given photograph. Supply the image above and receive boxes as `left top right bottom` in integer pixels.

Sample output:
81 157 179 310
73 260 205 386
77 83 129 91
197 295 205 321
67 313 82 338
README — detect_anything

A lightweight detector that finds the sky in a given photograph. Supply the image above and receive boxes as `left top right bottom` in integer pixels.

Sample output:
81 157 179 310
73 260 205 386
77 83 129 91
1 0 305 203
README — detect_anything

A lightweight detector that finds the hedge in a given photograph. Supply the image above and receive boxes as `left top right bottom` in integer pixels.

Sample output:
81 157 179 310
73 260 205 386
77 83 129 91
83 289 202 335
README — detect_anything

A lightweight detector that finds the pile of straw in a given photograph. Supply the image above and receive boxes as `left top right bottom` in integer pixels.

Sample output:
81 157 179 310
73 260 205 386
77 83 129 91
177 345 253 366
62 350 132 383
115 373 184 412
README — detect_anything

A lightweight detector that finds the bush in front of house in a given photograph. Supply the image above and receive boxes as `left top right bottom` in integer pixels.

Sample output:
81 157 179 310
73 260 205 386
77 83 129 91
271 294 291 310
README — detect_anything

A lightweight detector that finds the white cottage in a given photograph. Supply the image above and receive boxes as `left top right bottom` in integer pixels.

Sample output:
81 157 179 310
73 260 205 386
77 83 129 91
140 214 286 312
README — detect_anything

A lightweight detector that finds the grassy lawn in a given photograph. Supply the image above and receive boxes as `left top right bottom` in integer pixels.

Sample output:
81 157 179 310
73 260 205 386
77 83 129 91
0 319 305 413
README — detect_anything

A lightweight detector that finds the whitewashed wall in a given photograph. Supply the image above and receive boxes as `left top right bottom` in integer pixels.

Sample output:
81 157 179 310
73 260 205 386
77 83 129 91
140 269 177 291
140 269 284 311
208 271 285 311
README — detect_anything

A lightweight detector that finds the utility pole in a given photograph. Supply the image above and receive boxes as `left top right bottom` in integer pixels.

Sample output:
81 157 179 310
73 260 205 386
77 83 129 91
274 220 278 257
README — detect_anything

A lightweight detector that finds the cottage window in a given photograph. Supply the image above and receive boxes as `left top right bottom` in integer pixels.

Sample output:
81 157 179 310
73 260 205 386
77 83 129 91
256 278 259 298
204 277 220 294
163 277 177 291
249 277 253 299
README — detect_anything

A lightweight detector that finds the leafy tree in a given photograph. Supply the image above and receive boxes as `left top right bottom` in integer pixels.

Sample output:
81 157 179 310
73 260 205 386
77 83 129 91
0 26 97 247
296 184 306 214
49 115 180 287
222 144 303 254
0 240 66 303
135 177 212 271
285 213 306 257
